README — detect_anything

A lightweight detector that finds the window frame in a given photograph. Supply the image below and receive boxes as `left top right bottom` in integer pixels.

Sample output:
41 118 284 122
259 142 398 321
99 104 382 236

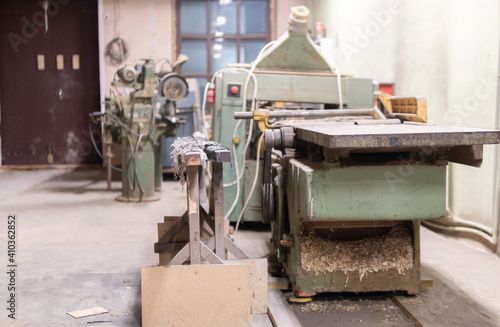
175 0 271 82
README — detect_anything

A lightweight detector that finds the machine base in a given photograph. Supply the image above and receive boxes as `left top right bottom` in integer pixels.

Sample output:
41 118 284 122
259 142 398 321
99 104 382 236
286 220 421 296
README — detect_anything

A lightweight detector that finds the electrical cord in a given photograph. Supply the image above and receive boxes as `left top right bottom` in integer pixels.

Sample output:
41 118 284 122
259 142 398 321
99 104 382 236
105 37 128 65
201 81 210 137
131 133 145 194
331 59 343 110
155 57 172 74
224 41 275 220
204 69 258 183
105 74 158 194
88 122 121 172
229 36 342 220
128 81 137 130
234 133 263 236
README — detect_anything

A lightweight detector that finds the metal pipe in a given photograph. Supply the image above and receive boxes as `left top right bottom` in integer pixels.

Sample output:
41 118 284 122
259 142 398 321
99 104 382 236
106 143 112 190
234 108 374 120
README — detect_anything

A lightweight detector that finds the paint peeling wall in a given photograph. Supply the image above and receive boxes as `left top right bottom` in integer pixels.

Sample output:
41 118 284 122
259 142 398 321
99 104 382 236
310 0 500 244
101 0 174 96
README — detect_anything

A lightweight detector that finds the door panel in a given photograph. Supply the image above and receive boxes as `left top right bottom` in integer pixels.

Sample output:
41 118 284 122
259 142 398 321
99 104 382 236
0 0 101 165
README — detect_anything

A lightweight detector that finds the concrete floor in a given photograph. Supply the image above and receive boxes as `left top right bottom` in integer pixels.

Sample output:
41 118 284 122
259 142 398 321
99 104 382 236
0 169 499 326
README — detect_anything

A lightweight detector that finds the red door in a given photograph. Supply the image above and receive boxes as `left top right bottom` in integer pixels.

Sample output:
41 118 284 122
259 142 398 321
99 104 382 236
0 0 101 165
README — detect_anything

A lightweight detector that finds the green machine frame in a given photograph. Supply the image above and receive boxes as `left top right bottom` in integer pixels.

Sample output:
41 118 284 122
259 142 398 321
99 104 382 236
212 72 378 222
211 6 500 296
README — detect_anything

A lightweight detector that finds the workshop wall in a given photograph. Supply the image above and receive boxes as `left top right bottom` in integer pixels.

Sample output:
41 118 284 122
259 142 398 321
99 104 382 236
101 0 174 96
100 0 298 95
311 0 500 252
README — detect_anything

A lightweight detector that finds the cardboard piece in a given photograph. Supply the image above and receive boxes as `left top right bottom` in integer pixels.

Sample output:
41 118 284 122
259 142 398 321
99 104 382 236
141 265 251 327
67 306 108 319
226 259 268 314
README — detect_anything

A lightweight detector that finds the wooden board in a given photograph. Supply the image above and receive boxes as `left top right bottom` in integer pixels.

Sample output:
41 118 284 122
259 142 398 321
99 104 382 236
158 242 187 266
226 259 268 314
159 217 212 242
141 265 251 327
286 121 500 149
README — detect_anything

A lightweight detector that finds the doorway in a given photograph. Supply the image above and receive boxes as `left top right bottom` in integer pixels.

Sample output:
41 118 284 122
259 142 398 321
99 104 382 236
0 0 101 165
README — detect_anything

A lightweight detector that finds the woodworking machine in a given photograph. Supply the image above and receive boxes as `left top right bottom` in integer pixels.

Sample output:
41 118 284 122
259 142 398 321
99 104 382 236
212 6 500 295
91 58 188 202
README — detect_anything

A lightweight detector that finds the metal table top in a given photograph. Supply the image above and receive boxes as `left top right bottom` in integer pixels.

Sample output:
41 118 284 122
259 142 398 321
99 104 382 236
282 120 500 149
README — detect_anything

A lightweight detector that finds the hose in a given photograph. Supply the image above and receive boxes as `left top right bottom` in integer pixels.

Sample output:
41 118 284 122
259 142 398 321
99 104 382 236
105 37 128 65
224 41 275 220
234 133 263 236
88 122 121 172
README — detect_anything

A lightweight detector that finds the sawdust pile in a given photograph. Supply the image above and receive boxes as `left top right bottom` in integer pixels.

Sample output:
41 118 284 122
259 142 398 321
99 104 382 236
300 224 413 280
298 301 360 314
170 132 228 184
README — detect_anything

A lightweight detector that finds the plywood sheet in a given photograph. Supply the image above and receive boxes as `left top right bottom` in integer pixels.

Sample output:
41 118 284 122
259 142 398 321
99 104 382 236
141 265 251 327
226 259 268 314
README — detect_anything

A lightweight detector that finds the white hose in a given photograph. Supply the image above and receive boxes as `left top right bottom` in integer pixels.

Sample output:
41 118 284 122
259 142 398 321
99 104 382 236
234 133 264 236
331 60 343 110
201 81 210 136
225 40 276 188
202 69 257 182
224 41 276 220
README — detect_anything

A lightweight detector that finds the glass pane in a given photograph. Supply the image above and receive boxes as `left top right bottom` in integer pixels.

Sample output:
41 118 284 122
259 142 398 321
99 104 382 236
211 40 237 73
240 1 266 34
240 40 266 63
181 1 207 34
181 40 208 74
210 1 237 34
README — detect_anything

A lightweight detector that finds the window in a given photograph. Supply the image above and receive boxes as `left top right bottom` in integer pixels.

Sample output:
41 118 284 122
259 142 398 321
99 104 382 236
176 0 270 96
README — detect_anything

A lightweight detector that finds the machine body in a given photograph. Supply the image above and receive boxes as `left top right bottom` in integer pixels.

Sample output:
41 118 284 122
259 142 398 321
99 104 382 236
211 6 500 296
92 59 188 202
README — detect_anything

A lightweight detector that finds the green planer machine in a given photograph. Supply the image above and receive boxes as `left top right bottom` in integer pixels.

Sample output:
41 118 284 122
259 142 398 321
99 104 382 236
212 6 500 295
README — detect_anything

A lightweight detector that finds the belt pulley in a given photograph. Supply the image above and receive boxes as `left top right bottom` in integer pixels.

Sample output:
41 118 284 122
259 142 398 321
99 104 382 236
261 127 295 223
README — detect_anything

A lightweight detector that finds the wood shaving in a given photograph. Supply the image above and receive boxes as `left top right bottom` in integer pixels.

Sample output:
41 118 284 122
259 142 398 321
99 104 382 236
170 133 227 184
300 224 413 280
298 301 360 314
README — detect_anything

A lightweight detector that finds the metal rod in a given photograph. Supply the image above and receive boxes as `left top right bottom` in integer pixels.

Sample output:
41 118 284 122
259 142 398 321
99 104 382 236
187 165 201 264
212 162 225 258
106 143 112 190
234 108 374 120
355 118 401 125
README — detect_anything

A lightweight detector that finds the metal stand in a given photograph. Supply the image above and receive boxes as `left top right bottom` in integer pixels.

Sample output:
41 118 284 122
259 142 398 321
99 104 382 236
156 148 248 265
